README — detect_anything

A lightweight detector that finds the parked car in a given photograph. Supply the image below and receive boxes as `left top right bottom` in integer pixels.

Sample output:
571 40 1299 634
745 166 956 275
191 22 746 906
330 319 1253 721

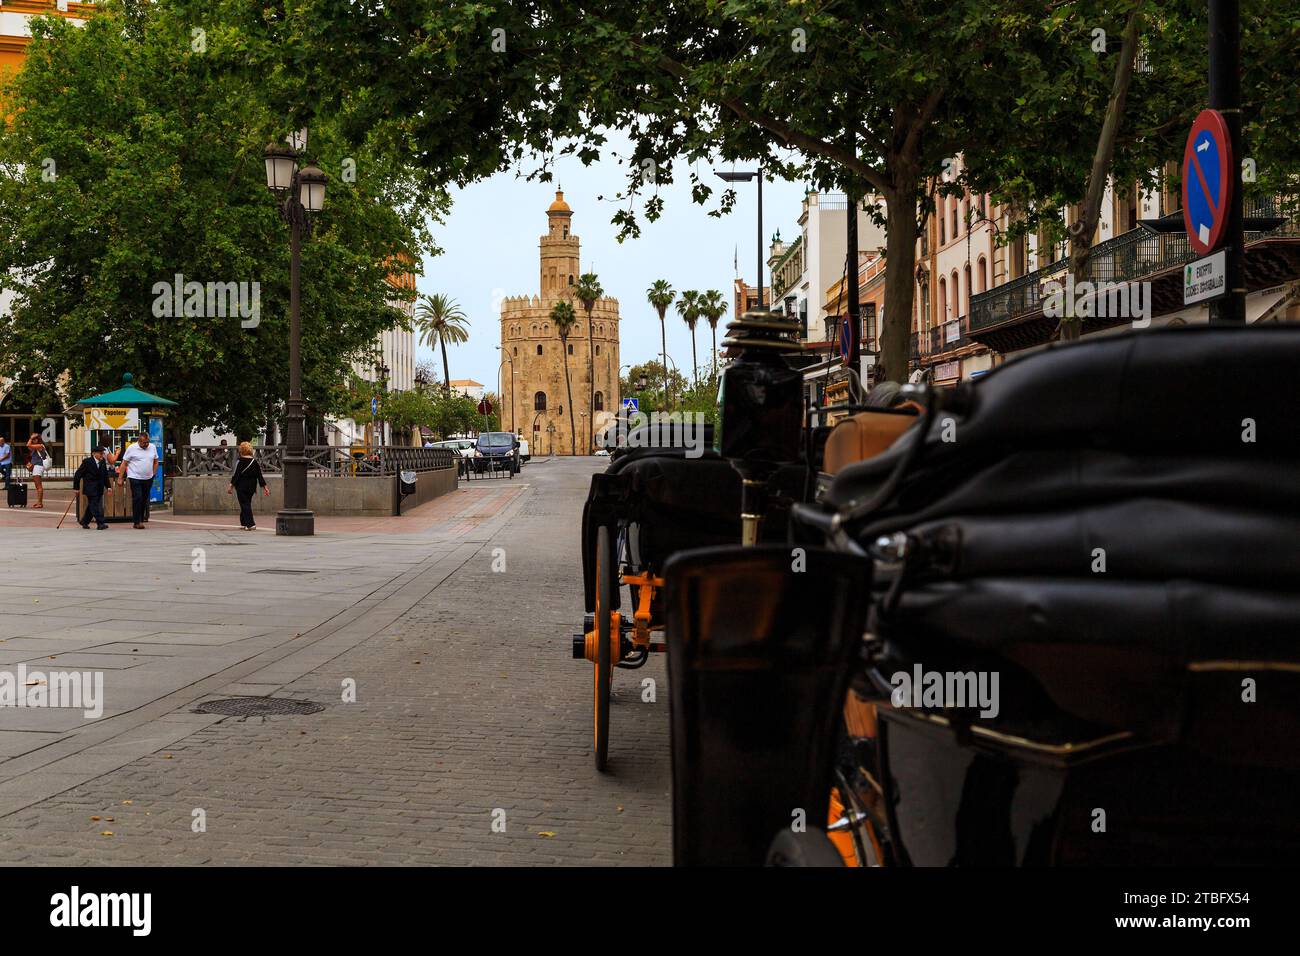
433 438 476 458
473 432 520 474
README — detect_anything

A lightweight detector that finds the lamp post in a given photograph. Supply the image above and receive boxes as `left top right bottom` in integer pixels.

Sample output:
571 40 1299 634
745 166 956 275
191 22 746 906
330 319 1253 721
496 345 515 433
264 129 326 537
715 166 764 307
378 362 390 447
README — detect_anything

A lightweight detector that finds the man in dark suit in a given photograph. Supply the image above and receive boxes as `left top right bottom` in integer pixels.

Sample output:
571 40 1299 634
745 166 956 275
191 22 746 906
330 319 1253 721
72 446 111 530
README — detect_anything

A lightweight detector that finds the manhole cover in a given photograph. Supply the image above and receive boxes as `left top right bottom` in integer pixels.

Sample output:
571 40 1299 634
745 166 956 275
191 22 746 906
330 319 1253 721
193 697 325 717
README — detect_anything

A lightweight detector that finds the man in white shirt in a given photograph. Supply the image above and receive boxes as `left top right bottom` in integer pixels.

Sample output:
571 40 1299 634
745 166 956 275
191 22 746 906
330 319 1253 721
119 433 159 529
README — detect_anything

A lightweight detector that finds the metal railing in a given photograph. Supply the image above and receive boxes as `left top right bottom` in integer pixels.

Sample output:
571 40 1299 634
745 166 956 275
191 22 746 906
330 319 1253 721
178 445 457 477
916 317 971 356
970 197 1300 332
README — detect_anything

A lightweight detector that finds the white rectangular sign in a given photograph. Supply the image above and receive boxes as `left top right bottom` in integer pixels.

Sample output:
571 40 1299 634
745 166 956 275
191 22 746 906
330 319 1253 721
1184 250 1227 305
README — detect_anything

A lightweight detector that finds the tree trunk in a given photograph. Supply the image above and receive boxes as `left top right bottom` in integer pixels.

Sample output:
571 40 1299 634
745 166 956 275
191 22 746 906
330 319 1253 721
585 305 594 453
1063 10 1142 342
689 324 698 385
562 340 576 455
878 184 920 386
711 322 717 376
439 336 451 393
658 311 669 399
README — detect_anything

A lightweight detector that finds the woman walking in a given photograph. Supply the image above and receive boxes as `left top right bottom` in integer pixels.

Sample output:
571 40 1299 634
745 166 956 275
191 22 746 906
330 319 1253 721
26 434 49 509
227 441 269 530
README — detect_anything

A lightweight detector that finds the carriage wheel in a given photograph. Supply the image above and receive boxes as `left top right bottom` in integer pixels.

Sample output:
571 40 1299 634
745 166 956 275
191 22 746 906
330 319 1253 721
593 524 614 771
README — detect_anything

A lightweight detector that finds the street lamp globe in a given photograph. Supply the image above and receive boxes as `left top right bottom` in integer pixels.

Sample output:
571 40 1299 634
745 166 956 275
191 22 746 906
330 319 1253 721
637 373 648 390
264 144 297 192
298 165 327 212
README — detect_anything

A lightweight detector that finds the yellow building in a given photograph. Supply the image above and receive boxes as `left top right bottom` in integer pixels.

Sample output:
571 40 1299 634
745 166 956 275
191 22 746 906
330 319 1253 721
0 0 92 75
500 191 620 455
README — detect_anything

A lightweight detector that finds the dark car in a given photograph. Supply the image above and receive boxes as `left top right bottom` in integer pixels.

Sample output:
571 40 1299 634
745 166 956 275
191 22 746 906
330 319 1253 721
473 432 520 475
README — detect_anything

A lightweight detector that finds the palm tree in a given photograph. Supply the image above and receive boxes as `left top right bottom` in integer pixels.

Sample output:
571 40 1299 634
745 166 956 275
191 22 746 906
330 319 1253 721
574 272 603 453
646 279 675 400
676 290 701 384
413 293 470 393
698 289 727 376
550 299 578 455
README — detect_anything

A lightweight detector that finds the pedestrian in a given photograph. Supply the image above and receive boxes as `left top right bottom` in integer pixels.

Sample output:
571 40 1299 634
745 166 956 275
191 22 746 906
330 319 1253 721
227 441 269 531
118 433 159 529
72 446 111 530
0 435 11 490
26 434 49 509
212 438 230 468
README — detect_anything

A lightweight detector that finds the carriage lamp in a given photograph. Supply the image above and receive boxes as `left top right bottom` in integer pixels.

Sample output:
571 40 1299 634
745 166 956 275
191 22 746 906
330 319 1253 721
716 309 804 545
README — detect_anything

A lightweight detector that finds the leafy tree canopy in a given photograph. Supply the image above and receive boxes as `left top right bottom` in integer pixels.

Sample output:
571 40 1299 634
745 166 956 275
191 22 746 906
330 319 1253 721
0 0 447 437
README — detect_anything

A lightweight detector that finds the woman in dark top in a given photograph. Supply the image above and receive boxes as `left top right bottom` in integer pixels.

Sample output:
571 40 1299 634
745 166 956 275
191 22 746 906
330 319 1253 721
227 441 269 530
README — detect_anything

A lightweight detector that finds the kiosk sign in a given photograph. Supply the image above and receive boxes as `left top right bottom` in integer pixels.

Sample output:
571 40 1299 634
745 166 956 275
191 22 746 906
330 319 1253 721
1182 109 1233 256
85 407 139 431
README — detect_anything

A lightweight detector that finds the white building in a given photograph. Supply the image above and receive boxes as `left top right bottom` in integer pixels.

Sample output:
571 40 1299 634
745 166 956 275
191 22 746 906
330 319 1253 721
448 379 485 401
767 192 886 344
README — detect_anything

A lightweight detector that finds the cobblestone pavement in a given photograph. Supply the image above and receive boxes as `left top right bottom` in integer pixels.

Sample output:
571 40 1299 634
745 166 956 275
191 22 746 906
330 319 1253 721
0 459 671 865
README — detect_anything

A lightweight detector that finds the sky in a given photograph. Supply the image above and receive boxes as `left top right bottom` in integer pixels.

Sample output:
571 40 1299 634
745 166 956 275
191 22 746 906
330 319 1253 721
412 143 810 393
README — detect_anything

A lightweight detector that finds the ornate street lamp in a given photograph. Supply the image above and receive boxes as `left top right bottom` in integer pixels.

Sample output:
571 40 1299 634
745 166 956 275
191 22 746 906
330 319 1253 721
264 130 326 536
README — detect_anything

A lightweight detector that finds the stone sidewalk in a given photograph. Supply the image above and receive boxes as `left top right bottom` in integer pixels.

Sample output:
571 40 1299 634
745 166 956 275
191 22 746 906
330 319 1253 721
0 458 671 865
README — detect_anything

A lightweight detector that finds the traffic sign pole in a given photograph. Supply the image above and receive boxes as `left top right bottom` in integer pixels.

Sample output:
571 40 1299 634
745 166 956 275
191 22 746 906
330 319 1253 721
1209 0 1245 323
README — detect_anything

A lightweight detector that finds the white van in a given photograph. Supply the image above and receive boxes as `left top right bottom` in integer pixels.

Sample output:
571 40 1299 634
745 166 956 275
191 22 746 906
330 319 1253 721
516 435 530 462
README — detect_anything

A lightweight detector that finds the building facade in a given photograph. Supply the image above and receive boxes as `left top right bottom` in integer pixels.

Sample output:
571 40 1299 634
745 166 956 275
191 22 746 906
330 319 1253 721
500 192 620 455
767 193 886 343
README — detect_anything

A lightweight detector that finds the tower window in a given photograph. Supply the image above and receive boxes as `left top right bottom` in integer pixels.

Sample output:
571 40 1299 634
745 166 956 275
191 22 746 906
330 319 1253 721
563 226 568 238
594 391 604 412
513 347 518 356
537 344 543 355
568 274 574 285
534 391 547 412
568 343 573 355
595 345 601 356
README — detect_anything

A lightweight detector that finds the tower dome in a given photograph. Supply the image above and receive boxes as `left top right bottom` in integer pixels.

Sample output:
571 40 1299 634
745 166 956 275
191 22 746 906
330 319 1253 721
547 190 572 215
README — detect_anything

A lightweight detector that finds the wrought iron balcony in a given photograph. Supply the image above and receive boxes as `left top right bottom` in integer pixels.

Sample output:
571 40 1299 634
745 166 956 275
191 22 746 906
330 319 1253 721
969 196 1299 338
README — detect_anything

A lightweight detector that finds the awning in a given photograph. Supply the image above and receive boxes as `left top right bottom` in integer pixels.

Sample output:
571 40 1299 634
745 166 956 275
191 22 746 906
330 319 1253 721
69 372 178 411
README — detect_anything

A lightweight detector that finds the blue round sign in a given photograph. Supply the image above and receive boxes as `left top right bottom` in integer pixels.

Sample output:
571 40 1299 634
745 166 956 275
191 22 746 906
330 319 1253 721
1182 109 1233 255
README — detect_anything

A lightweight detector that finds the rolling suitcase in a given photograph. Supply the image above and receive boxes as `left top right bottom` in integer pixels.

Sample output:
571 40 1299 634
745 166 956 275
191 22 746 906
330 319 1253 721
7 482 28 508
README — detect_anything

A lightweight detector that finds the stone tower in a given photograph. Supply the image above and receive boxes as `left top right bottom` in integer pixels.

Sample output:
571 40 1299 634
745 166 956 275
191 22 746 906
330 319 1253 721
500 191 621 456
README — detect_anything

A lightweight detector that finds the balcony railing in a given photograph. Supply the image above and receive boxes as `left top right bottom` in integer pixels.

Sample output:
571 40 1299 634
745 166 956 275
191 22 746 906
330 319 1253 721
178 445 457 477
912 317 972 358
970 196 1299 332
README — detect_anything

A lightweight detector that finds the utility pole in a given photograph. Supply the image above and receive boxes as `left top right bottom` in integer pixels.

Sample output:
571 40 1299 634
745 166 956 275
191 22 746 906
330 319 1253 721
1209 0 1245 323
845 120 861 382
757 163 764 308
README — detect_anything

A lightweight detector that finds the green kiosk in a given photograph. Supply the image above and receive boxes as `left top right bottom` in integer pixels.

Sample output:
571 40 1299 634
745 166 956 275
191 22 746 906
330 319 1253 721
68 373 177 523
